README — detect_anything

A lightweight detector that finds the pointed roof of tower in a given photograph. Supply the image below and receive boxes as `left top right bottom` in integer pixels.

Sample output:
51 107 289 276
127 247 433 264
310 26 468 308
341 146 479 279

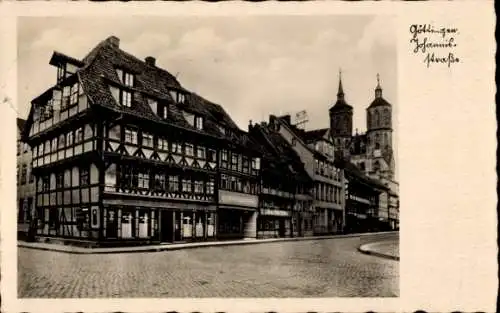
369 73 391 108
330 69 353 112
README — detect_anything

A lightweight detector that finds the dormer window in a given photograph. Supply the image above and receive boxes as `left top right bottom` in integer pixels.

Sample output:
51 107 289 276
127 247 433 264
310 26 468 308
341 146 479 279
169 90 186 104
159 104 168 119
195 116 203 130
120 90 132 107
116 69 135 87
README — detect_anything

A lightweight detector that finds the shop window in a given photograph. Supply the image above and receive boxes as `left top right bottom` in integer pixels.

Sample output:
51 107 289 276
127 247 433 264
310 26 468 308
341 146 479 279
138 210 149 238
207 213 215 237
183 213 193 238
120 209 134 239
76 207 89 231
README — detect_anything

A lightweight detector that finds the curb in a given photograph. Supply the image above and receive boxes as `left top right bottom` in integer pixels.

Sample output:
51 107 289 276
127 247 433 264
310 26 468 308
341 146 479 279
358 242 400 261
18 231 399 255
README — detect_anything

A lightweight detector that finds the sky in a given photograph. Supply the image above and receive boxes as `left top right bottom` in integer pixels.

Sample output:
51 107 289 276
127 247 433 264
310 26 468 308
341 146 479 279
17 15 396 135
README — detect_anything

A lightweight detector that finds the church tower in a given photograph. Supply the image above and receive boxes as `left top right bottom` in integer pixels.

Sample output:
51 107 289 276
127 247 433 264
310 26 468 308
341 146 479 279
366 74 394 179
329 70 353 160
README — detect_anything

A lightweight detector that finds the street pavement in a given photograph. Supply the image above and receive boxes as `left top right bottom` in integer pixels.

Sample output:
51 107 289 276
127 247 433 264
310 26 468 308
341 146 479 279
18 232 399 298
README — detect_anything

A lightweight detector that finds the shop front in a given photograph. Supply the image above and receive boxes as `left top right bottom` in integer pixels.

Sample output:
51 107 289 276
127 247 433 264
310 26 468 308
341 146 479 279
257 208 292 239
217 190 258 240
102 197 216 244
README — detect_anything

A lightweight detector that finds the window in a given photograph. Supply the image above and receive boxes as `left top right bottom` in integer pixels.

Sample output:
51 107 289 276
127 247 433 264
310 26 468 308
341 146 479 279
51 137 58 153
359 162 366 172
70 83 79 105
56 172 63 189
158 138 168 151
124 72 134 87
172 142 180 154
125 129 138 145
182 178 192 193
20 164 27 185
76 207 89 231
251 157 261 170
28 165 34 183
207 149 216 162
220 174 229 190
75 128 83 144
195 116 203 130
206 179 215 194
117 69 135 87
120 90 132 107
66 131 74 146
185 144 194 157
221 150 228 168
23 143 28 153
154 173 165 190
158 104 168 119
168 176 179 192
231 153 239 171
142 133 153 148
196 146 205 159
138 173 149 189
57 65 65 82
44 140 51 154
194 181 204 194
42 175 49 192
80 167 89 186
58 134 65 149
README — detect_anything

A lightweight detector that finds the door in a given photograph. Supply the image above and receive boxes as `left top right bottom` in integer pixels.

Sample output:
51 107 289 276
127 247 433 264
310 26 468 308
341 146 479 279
160 211 173 242
106 209 118 238
278 219 286 237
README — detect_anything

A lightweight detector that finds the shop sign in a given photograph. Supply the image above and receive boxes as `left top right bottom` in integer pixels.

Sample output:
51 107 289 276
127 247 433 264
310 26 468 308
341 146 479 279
260 209 291 217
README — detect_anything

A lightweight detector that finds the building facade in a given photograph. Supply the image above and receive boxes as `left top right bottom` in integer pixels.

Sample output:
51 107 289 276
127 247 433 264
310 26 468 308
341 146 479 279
17 118 36 236
249 121 313 239
330 73 400 230
23 36 262 245
268 115 345 236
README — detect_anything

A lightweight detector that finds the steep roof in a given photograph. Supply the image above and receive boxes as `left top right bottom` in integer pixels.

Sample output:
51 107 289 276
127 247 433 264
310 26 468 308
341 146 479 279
335 157 388 191
302 128 329 143
250 123 312 183
27 36 255 150
17 118 26 133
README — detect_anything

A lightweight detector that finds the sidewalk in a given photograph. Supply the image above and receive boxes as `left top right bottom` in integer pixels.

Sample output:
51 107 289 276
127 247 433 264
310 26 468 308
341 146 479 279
358 239 400 261
18 231 398 254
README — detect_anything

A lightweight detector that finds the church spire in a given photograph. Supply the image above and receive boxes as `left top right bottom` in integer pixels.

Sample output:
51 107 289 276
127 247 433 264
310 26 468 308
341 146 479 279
375 73 383 98
337 68 344 100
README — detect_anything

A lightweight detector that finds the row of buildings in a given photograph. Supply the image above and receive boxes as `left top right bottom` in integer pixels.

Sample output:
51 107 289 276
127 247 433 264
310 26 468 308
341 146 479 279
16 36 399 246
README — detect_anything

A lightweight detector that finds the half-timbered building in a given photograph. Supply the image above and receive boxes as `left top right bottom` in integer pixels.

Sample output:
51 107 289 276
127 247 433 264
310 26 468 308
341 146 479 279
17 118 36 237
22 36 262 246
249 121 313 238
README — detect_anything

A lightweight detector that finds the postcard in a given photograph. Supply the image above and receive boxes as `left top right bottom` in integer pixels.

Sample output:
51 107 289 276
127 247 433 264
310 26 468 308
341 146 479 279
0 1 496 313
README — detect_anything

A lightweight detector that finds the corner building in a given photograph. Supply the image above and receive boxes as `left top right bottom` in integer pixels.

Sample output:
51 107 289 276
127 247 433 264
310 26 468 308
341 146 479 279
23 36 262 245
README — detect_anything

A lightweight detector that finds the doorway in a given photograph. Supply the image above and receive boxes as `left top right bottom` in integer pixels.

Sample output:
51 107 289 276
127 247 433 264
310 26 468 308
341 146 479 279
160 211 173 242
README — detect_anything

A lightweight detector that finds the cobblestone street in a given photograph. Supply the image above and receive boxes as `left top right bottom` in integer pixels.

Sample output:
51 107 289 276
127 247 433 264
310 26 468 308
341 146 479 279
18 233 398 298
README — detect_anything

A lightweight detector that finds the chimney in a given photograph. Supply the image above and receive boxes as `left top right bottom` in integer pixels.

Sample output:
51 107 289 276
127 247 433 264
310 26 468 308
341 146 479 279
107 36 120 48
145 56 156 67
